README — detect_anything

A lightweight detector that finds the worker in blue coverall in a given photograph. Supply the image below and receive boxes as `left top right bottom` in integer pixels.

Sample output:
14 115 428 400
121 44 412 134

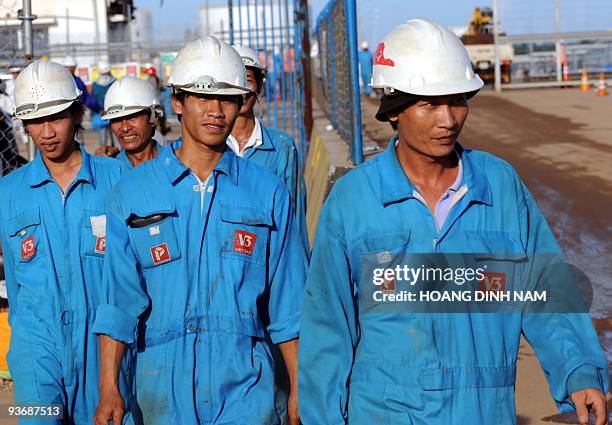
229 45 310 425
229 45 309 257
0 60 126 424
94 76 164 169
93 36 306 425
298 19 609 425
358 41 374 96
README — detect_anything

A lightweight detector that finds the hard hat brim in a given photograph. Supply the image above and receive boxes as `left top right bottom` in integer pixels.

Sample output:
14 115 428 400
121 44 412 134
15 100 75 121
370 75 484 97
177 86 251 96
101 106 148 121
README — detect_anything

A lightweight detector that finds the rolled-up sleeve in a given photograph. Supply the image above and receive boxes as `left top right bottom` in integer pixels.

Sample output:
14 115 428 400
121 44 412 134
266 186 307 344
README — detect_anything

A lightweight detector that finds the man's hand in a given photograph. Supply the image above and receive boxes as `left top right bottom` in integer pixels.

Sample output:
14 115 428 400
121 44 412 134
287 386 300 425
94 385 125 425
95 146 120 158
571 388 608 425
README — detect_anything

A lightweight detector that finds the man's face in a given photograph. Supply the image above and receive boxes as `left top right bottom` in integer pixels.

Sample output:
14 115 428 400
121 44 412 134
392 94 469 158
172 93 240 148
24 108 77 161
66 66 76 75
110 110 154 153
239 68 259 115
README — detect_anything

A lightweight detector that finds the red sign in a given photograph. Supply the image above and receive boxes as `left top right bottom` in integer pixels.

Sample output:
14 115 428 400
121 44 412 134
95 236 106 254
374 43 395 67
21 236 36 261
479 272 507 292
150 243 171 265
233 230 256 256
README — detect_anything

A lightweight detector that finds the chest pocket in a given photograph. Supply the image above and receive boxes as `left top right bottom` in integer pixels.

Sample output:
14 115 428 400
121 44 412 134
5 208 43 264
81 210 106 259
465 230 527 291
127 205 182 270
219 203 272 266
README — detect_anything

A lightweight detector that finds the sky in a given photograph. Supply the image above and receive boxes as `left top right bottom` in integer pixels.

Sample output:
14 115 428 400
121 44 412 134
135 0 612 46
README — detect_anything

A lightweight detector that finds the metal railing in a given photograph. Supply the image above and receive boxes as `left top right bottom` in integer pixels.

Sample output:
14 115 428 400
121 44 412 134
312 0 362 164
226 0 312 165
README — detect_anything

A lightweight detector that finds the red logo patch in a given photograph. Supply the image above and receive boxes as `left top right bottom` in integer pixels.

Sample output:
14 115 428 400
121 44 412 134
95 236 106 254
233 230 256 256
21 236 36 261
382 277 396 293
479 272 507 292
374 42 395 67
150 243 171 265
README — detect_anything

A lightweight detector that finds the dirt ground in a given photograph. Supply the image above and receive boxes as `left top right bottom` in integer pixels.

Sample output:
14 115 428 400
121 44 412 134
363 87 612 424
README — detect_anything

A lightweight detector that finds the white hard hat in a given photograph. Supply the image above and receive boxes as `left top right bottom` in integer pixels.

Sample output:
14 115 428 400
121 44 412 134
63 55 77 67
13 60 82 120
370 19 483 96
101 76 163 121
361 41 369 50
232 45 267 75
98 61 111 74
169 36 250 96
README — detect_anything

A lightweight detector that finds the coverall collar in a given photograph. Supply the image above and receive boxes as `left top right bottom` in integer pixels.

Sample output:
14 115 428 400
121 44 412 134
379 136 491 206
161 138 239 186
28 142 95 188
258 122 276 151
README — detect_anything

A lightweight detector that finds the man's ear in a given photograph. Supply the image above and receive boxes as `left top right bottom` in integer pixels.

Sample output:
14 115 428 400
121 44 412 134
171 95 184 116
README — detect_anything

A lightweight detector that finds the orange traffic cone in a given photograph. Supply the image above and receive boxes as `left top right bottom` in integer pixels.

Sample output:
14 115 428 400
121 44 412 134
596 72 608 96
580 69 590 92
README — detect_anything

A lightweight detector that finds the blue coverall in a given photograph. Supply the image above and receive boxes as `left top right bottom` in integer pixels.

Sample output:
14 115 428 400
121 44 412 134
0 144 125 424
92 143 307 425
115 140 161 170
358 50 373 95
237 122 309 257
298 139 609 425
73 76 101 113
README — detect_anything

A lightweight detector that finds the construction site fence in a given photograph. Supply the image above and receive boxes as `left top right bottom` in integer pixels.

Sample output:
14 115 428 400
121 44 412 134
312 0 362 165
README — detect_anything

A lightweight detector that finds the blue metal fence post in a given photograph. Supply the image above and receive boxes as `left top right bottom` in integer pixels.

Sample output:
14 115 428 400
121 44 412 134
345 0 363 164
228 0 235 45
238 0 243 44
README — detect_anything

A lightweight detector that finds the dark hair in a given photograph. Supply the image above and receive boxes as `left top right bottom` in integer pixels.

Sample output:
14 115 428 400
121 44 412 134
249 68 266 95
22 101 85 136
69 102 86 136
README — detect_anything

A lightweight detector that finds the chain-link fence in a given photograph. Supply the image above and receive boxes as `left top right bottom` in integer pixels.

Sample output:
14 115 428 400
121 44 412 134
312 0 362 164
223 0 312 165
0 0 30 175
492 0 612 88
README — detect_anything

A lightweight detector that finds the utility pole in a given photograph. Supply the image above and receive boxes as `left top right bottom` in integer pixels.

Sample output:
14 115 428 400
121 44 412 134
554 0 562 82
65 8 70 46
19 0 36 161
92 0 101 62
205 0 210 36
493 0 501 92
